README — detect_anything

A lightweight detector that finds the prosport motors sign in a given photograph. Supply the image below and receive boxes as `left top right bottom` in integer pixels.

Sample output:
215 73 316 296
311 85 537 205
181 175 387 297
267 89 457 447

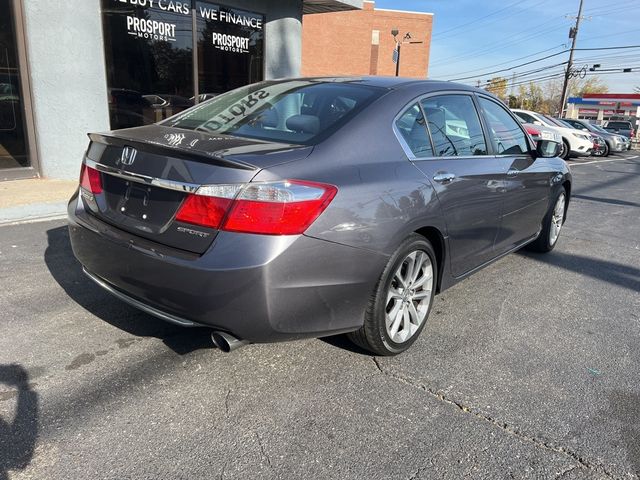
126 16 177 42
198 3 264 56
211 33 249 53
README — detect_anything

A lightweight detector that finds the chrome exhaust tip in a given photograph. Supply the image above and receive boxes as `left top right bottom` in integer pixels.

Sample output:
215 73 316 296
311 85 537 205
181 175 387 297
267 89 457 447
211 331 248 352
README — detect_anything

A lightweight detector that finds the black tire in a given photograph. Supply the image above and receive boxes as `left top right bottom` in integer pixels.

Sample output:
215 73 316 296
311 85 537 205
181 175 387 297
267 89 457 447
602 141 610 157
527 187 567 253
348 234 437 356
559 139 570 160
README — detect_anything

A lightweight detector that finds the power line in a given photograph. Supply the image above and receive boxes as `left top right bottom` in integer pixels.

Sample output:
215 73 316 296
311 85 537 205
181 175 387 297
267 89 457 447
448 49 570 81
432 0 523 38
431 22 568 67
574 44 640 51
447 45 640 87
442 44 566 78
494 65 638 90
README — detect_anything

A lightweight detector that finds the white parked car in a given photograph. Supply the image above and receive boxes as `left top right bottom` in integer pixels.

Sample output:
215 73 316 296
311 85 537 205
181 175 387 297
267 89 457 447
512 109 593 159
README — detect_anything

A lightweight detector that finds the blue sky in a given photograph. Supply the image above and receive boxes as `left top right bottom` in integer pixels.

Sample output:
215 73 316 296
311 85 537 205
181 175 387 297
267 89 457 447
374 0 640 93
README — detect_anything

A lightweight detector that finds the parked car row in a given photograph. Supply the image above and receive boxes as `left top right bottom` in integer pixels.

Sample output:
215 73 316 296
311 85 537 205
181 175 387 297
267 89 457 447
510 107 631 159
512 109 593 159
561 118 630 156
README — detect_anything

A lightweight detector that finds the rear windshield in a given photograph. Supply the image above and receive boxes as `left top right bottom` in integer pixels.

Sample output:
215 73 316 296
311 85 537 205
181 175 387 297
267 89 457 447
606 121 632 129
163 80 385 145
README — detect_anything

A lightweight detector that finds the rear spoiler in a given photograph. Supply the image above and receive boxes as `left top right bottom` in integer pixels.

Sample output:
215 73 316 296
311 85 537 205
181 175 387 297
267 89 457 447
88 132 257 171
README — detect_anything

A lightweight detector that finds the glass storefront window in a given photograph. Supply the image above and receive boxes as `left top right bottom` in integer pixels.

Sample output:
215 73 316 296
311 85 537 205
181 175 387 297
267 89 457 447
101 0 265 130
0 0 31 170
196 3 264 95
101 0 195 129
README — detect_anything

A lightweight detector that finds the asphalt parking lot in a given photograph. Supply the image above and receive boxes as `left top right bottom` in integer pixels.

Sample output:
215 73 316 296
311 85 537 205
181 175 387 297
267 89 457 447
1 151 639 479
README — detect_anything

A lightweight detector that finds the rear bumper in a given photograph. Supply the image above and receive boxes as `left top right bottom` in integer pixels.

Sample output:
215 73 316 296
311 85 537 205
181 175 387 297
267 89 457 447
68 192 388 343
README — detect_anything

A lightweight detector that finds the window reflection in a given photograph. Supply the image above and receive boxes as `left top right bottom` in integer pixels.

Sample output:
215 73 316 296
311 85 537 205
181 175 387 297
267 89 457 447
0 0 30 170
101 1 265 131
196 3 264 96
102 0 195 129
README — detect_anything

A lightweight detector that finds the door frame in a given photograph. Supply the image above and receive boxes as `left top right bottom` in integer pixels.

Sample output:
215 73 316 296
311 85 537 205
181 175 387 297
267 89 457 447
1 0 39 181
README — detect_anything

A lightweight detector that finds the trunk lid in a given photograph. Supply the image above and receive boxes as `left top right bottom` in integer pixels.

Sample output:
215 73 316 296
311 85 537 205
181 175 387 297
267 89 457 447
83 125 313 254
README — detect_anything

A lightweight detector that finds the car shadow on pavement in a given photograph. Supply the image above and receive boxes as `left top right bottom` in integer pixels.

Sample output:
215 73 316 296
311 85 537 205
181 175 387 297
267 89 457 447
0 364 38 480
320 334 374 356
572 194 640 208
44 226 213 355
519 250 640 293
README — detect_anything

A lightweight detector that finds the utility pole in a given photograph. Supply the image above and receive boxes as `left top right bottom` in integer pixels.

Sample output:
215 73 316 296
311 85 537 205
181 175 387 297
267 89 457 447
559 0 585 116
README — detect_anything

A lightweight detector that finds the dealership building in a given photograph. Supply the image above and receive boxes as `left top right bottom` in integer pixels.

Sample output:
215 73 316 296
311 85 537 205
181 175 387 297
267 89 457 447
0 0 361 181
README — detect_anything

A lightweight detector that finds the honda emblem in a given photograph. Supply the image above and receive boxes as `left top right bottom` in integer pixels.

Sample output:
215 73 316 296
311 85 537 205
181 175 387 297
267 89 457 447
120 146 137 166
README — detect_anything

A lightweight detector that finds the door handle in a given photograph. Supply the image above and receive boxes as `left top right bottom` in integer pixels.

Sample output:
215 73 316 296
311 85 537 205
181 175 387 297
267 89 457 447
506 168 520 177
433 172 456 184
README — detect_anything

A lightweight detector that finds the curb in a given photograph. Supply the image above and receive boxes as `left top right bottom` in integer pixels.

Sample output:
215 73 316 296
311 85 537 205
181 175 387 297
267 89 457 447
0 202 68 226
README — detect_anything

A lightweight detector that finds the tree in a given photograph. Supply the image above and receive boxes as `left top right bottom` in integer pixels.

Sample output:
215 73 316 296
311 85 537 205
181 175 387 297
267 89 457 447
517 82 545 111
510 75 608 115
486 77 508 99
573 76 608 97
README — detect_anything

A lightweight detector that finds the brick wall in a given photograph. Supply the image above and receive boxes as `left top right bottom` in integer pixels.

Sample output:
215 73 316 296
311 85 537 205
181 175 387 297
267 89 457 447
301 0 433 78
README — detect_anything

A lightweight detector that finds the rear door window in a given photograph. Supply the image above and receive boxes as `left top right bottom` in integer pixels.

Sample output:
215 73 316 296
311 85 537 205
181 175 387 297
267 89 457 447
478 97 529 155
420 95 487 157
395 104 434 158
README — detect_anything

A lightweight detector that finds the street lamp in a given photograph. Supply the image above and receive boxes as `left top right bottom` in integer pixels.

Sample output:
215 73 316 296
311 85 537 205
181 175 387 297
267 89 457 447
391 30 422 77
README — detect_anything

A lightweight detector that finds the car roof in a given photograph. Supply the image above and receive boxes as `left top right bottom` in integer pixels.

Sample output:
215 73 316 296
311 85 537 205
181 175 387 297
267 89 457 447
286 76 483 93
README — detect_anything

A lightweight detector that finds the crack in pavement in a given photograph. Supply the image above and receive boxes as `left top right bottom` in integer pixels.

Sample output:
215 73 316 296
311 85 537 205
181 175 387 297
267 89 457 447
224 388 231 416
255 432 274 472
371 358 618 479
555 464 583 479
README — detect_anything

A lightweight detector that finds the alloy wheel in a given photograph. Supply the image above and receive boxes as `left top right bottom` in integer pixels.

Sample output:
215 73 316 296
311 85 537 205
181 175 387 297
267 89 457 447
549 193 566 246
385 250 433 344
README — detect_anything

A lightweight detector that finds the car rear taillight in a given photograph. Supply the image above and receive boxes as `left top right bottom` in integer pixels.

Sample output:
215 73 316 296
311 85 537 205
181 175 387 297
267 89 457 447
175 195 234 229
175 180 337 235
524 125 541 136
79 163 103 194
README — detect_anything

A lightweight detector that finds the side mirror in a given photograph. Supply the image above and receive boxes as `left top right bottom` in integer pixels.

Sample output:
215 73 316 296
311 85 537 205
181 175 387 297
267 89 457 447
535 139 561 158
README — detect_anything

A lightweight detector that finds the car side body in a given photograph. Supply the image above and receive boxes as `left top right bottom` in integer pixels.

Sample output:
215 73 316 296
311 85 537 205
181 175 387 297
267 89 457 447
68 77 571 351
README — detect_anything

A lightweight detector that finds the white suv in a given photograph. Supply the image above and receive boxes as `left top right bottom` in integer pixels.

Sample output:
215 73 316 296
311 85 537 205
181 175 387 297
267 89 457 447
512 109 593 159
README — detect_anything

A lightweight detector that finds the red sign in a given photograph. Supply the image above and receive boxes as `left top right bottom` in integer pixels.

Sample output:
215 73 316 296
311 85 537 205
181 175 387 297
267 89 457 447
598 101 616 106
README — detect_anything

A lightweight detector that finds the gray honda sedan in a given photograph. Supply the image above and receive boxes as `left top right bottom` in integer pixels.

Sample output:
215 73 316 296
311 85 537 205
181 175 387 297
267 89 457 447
68 77 570 356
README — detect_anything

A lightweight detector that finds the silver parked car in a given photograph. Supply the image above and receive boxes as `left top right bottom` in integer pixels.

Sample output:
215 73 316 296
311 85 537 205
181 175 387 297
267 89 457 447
561 118 629 155
68 77 570 356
